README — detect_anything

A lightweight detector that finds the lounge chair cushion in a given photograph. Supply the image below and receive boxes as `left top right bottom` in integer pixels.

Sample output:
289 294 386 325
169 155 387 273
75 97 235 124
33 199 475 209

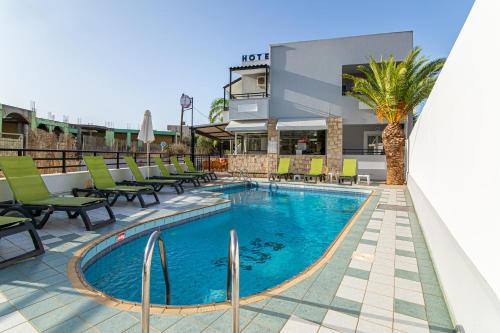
308 158 324 176
102 185 153 192
83 156 117 189
123 157 177 184
340 159 357 177
0 216 30 227
276 158 291 174
0 156 52 203
24 196 106 207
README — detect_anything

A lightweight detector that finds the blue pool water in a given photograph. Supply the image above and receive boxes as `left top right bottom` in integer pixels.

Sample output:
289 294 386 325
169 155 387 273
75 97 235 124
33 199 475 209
84 185 367 306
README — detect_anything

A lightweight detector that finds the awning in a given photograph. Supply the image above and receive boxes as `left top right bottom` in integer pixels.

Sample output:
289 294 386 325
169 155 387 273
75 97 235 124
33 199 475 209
276 118 327 131
226 120 268 132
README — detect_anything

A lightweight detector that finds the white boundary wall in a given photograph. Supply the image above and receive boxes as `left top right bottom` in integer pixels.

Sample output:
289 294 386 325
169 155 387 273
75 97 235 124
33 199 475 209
407 0 500 331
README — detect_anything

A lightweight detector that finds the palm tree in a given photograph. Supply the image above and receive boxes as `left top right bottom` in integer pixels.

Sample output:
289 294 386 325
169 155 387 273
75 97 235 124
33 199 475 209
343 47 445 185
208 98 228 123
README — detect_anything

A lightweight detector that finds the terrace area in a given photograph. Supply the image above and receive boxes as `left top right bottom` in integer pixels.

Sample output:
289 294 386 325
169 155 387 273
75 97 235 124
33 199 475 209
0 157 455 333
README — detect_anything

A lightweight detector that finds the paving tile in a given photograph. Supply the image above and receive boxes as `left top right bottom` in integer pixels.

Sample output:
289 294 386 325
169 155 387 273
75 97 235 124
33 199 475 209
30 298 99 331
424 294 454 329
396 249 416 258
359 303 393 329
362 291 393 311
395 269 420 282
393 312 430 333
2 322 38 333
395 288 425 305
330 297 362 317
345 268 370 280
0 311 26 332
335 284 365 303
321 309 358 333
356 318 392 333
44 317 93 333
18 295 64 320
94 311 139 332
395 277 423 293
348 259 371 272
79 305 121 326
394 299 427 321
280 315 320 333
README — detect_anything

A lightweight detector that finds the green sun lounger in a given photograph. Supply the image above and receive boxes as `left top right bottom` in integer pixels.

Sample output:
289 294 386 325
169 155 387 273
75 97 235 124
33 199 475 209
184 155 217 180
0 211 44 268
270 157 292 181
170 156 209 182
0 156 115 231
338 159 357 185
303 158 325 183
76 156 159 208
122 157 184 194
152 157 200 187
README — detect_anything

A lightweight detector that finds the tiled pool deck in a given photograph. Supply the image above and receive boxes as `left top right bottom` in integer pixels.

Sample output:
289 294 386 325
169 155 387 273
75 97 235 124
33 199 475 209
0 179 455 333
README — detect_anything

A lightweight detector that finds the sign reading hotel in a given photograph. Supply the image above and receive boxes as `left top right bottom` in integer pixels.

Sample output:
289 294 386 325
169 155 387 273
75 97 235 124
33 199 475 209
241 52 269 66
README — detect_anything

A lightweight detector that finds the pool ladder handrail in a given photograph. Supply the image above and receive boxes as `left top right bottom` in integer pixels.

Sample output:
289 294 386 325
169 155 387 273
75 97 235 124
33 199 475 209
226 230 240 333
141 230 171 333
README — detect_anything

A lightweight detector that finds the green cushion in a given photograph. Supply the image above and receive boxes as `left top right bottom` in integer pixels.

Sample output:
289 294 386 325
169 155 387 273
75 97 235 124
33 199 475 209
0 216 30 227
103 185 153 192
139 179 177 184
26 196 105 207
123 156 146 182
184 156 197 173
277 158 290 174
153 157 171 176
341 159 357 177
170 156 185 175
0 156 51 203
83 156 117 189
309 158 324 176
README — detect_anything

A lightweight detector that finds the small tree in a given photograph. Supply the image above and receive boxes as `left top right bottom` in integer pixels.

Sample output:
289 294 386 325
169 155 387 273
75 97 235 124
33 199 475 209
208 98 228 123
343 47 445 185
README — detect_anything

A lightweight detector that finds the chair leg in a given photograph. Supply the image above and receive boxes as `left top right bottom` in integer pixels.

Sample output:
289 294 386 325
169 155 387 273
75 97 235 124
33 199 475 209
79 204 116 231
0 222 45 269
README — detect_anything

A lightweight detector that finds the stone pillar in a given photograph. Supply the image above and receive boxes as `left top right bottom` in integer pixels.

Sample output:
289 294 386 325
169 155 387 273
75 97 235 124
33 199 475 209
327 116 343 173
267 119 278 176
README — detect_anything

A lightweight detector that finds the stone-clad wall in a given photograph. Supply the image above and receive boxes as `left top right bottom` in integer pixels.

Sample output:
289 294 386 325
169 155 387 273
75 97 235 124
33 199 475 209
228 154 268 175
267 119 278 173
326 116 343 173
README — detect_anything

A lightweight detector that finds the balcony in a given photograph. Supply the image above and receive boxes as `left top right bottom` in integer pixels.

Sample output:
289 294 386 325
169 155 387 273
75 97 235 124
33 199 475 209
228 96 269 120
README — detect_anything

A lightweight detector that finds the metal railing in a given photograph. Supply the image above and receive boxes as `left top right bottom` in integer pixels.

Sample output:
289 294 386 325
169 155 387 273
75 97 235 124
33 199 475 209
141 230 170 333
0 147 226 174
343 148 385 155
230 92 268 99
226 230 240 333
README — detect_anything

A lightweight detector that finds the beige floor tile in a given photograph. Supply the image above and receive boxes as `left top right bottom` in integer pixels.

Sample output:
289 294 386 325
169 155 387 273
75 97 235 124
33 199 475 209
366 280 394 298
322 310 358 333
280 315 320 333
341 276 368 291
362 291 394 311
356 318 392 333
395 288 425 305
336 284 365 303
393 313 430 333
359 303 393 328
395 278 423 293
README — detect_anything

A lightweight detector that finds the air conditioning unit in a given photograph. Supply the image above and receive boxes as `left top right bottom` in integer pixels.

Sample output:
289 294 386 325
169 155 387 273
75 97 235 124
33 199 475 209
257 76 266 88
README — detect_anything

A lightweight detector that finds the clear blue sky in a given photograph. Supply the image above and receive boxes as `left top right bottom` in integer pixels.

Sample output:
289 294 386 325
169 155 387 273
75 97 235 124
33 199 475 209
0 0 474 130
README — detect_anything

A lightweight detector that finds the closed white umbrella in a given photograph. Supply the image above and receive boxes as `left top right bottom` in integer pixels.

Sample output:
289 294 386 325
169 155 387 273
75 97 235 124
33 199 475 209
138 110 155 178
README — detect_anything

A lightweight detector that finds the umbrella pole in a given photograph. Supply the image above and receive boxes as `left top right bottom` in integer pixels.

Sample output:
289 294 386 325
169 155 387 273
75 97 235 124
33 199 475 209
146 143 150 178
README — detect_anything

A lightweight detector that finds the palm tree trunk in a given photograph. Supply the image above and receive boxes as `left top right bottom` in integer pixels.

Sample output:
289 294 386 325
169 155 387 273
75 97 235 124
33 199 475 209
382 123 405 185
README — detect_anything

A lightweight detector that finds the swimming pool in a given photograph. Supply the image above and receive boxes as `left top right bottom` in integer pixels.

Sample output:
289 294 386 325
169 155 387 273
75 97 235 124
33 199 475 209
83 184 368 306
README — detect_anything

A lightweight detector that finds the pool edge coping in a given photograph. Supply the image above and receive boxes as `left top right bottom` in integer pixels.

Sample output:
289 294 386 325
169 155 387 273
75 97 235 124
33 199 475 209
67 183 375 315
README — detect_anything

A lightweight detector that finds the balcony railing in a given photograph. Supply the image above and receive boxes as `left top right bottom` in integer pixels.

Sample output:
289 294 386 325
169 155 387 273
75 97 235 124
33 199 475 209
343 148 385 155
230 92 268 99
0 148 226 174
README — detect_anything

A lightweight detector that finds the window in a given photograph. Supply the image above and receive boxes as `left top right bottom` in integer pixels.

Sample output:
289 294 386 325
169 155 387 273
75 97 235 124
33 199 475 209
279 130 326 155
246 134 268 153
364 131 383 153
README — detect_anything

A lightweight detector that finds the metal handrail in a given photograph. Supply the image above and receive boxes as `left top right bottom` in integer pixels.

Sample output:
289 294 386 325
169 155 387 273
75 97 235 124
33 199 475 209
226 230 240 333
141 230 170 333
